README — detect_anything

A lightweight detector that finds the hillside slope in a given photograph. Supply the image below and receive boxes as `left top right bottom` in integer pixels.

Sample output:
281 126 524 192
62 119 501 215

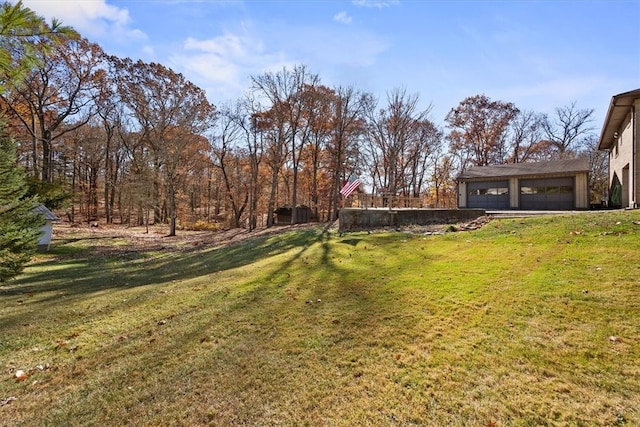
1 211 639 426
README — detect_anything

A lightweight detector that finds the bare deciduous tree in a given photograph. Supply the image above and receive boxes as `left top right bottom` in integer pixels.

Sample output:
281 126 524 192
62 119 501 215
541 101 595 157
212 103 249 228
251 65 320 224
364 87 434 205
327 86 369 220
112 58 216 235
507 110 545 163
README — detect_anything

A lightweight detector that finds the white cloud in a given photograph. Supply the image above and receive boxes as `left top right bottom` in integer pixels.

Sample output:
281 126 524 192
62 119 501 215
168 30 290 102
17 0 147 43
353 0 400 8
334 11 353 24
184 34 247 57
168 17 390 104
141 45 156 57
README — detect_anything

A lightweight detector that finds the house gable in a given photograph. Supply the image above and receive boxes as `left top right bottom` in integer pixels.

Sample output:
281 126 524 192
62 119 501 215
598 88 640 208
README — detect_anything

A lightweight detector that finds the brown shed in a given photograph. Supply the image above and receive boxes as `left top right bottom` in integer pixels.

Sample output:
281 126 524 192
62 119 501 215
273 205 312 225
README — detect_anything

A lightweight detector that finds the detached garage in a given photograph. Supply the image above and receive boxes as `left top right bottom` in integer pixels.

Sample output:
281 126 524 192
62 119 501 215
457 159 590 210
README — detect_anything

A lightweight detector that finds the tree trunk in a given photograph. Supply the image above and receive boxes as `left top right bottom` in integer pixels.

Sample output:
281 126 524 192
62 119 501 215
41 130 53 183
249 160 259 230
104 137 112 223
168 183 177 236
266 164 278 227
290 164 298 225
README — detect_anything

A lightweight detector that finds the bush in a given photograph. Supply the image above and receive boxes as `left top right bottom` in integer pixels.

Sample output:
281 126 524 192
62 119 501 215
181 220 222 232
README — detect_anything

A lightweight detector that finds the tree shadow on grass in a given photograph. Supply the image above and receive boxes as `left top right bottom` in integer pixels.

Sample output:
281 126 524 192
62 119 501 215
0 226 337 334
2 225 448 425
1 226 327 300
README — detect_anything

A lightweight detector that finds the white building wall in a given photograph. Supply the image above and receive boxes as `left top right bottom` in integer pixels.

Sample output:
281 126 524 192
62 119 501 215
509 178 519 208
575 173 589 209
609 100 639 208
458 181 467 208
635 99 640 207
38 221 53 249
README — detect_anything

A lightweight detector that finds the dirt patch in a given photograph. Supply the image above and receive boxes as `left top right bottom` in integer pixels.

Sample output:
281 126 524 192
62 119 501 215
52 222 326 255
51 216 492 256
344 215 494 236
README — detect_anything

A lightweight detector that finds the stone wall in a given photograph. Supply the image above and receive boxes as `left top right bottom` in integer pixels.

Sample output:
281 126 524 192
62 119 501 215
338 208 486 231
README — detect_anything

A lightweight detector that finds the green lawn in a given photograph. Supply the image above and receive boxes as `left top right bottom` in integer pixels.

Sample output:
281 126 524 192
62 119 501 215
1 211 639 426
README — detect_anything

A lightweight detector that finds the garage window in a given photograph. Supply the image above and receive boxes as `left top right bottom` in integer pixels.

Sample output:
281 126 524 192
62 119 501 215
521 186 544 195
521 185 572 195
548 185 572 194
469 187 508 196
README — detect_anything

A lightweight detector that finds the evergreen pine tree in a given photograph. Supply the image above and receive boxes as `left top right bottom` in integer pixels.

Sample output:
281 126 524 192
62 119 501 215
0 2 73 281
0 124 44 281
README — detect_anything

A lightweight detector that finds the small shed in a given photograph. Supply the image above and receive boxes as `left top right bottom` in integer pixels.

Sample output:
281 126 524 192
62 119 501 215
457 159 590 210
274 205 312 225
34 204 59 251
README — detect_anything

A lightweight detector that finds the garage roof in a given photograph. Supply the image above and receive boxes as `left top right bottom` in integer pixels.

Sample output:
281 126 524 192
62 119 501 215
458 158 590 180
598 88 640 150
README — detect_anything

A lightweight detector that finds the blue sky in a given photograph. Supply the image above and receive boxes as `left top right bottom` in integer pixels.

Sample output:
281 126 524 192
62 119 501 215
16 0 640 128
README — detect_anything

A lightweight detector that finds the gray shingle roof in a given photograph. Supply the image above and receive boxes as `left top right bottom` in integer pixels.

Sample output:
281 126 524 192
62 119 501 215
34 204 60 221
458 158 590 180
598 88 640 150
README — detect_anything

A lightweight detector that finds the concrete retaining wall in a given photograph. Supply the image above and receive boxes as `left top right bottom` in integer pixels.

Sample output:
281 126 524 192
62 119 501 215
338 208 486 231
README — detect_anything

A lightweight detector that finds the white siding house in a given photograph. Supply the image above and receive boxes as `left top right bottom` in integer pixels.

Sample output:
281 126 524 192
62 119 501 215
597 88 640 208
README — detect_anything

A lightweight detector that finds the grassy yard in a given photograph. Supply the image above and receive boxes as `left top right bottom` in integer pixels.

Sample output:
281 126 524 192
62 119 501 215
1 211 639 426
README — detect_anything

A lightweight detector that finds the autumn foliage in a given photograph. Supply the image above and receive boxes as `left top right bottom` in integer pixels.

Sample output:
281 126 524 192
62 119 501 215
0 3 603 232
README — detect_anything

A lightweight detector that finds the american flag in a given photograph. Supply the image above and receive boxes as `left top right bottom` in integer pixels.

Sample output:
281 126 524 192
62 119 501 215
340 174 360 198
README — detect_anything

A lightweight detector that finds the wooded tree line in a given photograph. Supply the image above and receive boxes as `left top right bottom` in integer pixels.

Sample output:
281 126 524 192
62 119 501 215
0 2 606 235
